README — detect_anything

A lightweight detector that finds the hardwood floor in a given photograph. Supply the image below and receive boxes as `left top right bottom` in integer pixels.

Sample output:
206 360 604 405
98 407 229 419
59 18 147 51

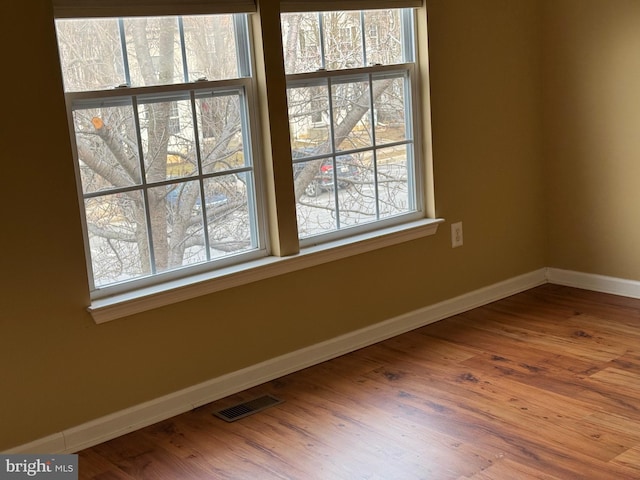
78 285 640 479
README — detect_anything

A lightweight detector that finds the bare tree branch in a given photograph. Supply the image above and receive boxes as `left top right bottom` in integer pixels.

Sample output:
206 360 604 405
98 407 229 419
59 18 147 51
77 143 135 190
87 223 136 243
293 78 394 201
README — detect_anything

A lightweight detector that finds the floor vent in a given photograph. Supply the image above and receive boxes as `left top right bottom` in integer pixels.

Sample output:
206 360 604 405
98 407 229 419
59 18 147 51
213 394 284 422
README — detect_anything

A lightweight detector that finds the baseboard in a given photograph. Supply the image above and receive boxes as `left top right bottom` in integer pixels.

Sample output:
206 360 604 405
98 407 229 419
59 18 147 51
7 268 547 454
546 268 640 299
4 433 66 456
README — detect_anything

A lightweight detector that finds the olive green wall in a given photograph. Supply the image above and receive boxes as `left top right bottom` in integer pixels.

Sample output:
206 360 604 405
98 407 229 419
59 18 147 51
1 0 546 450
544 0 640 280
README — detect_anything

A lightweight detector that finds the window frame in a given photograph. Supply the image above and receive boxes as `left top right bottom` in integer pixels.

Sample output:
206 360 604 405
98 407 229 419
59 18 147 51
283 8 426 246
59 13 270 300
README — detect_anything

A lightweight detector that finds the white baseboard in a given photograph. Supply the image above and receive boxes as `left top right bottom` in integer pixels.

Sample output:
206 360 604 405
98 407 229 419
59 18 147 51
546 268 640 299
7 269 548 454
4 433 67 456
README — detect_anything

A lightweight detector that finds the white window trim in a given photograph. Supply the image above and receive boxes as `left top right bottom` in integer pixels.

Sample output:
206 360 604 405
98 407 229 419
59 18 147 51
89 217 443 323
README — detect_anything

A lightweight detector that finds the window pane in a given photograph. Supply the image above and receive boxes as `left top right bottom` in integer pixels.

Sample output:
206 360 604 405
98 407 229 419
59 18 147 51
281 13 322 75
323 11 363 70
288 85 330 152
332 79 372 152
72 102 142 194
374 75 409 145
375 144 414 218
196 92 247 174
148 182 206 273
124 17 185 87
85 191 151 287
56 18 126 92
138 96 197 183
364 10 403 66
183 15 239 81
295 157 338 237
336 151 375 228
205 173 256 257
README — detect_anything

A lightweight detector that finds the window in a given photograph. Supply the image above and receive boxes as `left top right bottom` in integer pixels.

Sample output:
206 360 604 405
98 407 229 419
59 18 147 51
282 9 423 243
55 14 266 296
54 2 437 321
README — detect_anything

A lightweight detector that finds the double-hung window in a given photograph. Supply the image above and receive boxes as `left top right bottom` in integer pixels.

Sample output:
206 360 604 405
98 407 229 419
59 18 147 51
282 7 423 243
55 9 266 298
53 0 435 320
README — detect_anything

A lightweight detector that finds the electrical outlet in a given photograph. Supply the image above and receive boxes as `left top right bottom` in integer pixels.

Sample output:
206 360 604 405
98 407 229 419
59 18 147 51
451 222 463 248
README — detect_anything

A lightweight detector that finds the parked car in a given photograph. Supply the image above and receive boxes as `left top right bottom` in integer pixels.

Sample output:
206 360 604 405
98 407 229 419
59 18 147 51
292 149 359 197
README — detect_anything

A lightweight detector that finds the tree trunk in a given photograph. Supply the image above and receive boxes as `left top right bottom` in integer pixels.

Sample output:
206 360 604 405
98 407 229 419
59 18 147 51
132 18 177 271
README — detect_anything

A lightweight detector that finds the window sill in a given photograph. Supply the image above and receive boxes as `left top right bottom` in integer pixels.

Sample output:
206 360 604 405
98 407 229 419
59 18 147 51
88 218 444 324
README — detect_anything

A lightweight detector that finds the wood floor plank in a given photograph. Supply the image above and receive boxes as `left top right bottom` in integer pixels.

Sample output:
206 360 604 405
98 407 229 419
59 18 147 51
87 433 214 479
609 351 640 372
610 446 640 474
584 410 640 439
462 457 565 480
76 449 138 480
76 285 640 479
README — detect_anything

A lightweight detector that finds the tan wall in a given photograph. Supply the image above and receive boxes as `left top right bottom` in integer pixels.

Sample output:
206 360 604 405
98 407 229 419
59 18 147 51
0 0 546 450
544 0 640 279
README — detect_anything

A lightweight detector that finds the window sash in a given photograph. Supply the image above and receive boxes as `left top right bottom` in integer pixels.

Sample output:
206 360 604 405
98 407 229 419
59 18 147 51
56 14 252 93
287 67 422 244
69 79 267 297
